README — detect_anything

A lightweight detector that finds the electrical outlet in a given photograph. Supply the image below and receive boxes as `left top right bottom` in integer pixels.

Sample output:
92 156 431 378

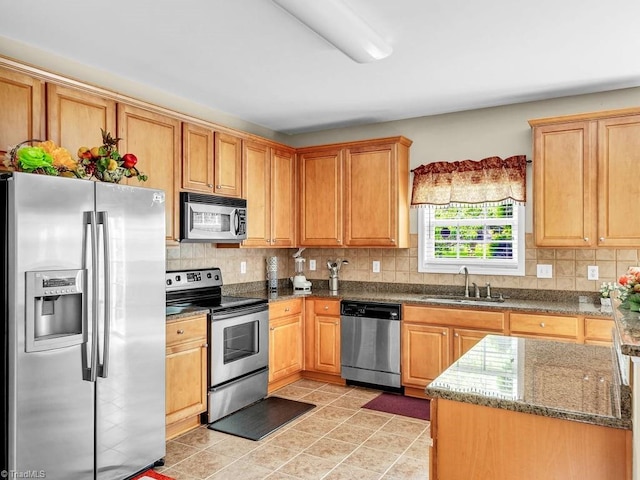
240 261 246 274
536 264 553 278
372 260 381 273
587 265 599 280
309 259 316 271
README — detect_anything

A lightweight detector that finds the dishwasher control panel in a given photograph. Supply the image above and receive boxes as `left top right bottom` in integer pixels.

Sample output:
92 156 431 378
340 300 401 320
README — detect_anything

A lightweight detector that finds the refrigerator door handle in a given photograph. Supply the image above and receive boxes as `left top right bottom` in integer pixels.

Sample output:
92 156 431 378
97 211 111 379
84 211 99 382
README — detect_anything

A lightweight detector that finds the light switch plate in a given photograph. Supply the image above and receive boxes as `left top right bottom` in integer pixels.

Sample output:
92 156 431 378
587 265 599 280
536 264 552 278
372 261 381 273
309 259 316 271
240 261 246 274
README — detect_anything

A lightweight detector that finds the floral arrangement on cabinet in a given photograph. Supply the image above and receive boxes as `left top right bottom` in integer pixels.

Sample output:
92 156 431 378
4 129 147 183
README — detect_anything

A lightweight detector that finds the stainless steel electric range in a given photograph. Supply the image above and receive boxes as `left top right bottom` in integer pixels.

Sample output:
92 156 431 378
166 268 269 422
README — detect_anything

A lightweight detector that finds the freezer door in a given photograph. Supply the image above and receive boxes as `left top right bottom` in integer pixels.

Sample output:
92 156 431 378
94 182 166 480
5 173 95 478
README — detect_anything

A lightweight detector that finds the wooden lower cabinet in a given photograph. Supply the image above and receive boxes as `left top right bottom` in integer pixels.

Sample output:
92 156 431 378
303 298 343 383
402 305 504 397
166 314 208 440
402 323 450 392
509 312 579 342
268 299 303 392
584 316 614 345
431 399 630 480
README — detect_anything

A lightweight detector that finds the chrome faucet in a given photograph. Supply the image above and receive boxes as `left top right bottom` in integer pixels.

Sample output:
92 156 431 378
458 266 470 297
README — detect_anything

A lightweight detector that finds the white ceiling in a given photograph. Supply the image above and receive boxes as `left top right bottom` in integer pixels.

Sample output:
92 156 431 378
2 0 640 135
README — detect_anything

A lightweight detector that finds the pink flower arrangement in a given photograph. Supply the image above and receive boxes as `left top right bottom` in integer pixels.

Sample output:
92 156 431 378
617 267 640 305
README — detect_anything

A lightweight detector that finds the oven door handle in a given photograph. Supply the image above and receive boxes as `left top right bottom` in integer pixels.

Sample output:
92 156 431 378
209 304 268 321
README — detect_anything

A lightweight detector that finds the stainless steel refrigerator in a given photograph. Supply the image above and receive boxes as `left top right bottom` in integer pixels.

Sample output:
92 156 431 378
1 172 166 479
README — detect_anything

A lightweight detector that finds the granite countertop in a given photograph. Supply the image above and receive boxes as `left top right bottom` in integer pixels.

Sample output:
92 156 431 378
165 284 612 320
425 335 631 430
234 287 611 318
611 298 640 357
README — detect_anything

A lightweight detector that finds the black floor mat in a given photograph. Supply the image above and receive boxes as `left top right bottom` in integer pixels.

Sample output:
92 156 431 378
208 396 316 441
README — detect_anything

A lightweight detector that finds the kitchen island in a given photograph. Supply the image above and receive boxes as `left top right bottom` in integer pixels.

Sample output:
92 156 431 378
426 335 631 480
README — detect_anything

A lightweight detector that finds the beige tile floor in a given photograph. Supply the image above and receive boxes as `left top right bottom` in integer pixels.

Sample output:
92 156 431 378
158 379 431 480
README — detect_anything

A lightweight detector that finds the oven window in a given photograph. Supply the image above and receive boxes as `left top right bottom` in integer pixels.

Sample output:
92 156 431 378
223 321 259 363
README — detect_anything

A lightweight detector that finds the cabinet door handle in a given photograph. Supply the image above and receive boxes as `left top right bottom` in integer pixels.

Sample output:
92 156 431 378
216 184 222 189
454 333 459 337
270 327 275 331
539 322 545 328
599 237 605 242
203 343 209 348
207 184 213 188
177 329 185 334
442 331 447 336
583 375 589 381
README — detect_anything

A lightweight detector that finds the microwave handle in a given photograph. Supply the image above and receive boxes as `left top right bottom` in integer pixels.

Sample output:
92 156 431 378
233 209 240 235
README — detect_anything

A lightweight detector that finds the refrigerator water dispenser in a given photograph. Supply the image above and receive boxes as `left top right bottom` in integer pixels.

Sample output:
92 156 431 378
25 269 86 352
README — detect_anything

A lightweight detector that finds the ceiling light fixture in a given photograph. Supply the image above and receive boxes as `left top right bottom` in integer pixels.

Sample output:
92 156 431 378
272 0 393 63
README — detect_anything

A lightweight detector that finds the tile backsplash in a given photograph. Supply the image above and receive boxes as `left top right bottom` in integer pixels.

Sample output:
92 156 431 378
167 234 638 292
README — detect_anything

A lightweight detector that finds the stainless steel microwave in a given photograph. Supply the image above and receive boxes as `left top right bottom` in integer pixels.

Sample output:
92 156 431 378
179 192 247 243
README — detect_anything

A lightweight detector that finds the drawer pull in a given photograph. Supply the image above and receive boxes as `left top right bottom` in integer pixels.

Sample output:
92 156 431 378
270 327 275 331
539 322 545 328
284 307 290 312
177 329 185 334
324 305 329 310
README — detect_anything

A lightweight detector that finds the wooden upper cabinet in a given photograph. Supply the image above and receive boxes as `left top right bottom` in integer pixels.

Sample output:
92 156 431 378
47 84 116 154
214 131 242 197
298 137 411 248
117 103 181 242
182 122 214 192
597 115 640 246
0 67 45 162
298 148 344 246
532 121 596 247
243 140 271 247
345 141 410 247
271 147 296 247
242 141 296 247
531 108 640 248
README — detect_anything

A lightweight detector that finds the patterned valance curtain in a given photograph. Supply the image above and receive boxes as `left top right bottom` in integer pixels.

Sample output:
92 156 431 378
410 155 527 207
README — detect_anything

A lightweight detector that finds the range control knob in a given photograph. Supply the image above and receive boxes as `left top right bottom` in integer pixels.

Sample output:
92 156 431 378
166 279 172 286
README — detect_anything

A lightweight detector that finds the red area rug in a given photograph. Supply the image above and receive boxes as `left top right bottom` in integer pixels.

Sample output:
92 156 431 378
362 393 430 421
131 470 175 480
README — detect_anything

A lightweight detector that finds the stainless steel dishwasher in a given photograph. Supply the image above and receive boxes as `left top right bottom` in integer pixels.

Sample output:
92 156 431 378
340 300 402 392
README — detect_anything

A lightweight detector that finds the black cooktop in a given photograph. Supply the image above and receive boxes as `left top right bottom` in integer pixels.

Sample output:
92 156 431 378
166 268 267 315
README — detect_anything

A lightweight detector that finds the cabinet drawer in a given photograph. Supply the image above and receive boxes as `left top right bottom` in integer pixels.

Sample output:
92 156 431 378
585 317 614 342
510 313 578 338
314 299 340 316
269 298 302 319
166 315 207 346
403 305 504 331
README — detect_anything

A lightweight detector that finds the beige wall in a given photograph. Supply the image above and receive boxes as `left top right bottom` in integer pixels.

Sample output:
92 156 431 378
168 234 639 293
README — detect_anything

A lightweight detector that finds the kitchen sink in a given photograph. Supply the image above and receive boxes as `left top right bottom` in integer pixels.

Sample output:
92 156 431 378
420 295 506 306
